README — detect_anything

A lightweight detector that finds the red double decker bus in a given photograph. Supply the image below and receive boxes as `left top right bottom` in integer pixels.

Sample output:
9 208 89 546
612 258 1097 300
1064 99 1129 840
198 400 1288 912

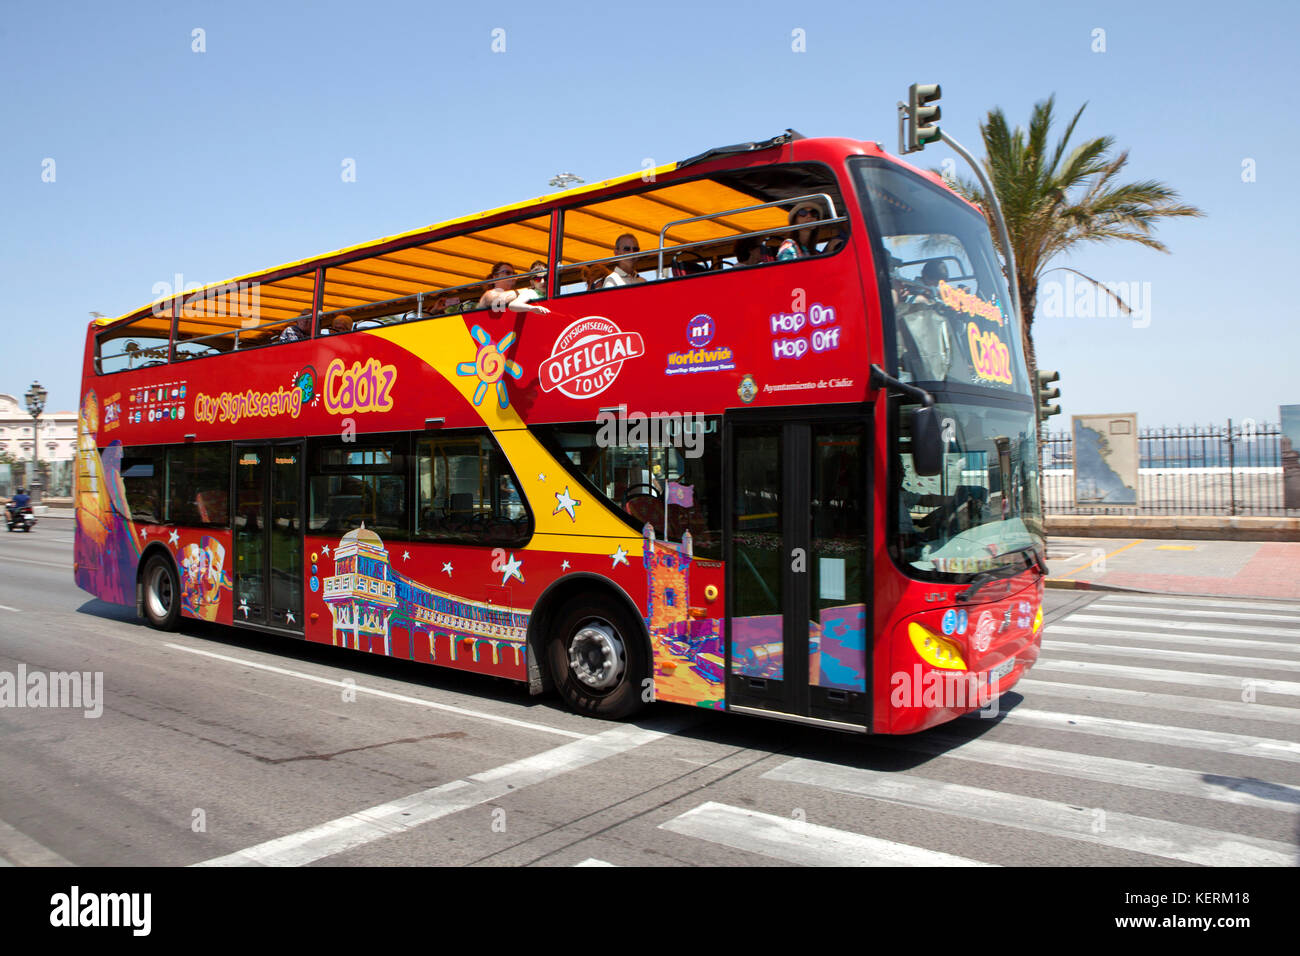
76 130 1044 734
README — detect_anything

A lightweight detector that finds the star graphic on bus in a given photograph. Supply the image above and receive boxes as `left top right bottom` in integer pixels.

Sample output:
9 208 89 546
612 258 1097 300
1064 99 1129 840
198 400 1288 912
560 559 571 571
456 325 522 409
321 545 331 556
285 609 295 624
442 562 453 576
610 545 629 568
553 486 581 522
239 597 250 618
168 529 179 545
499 553 524 586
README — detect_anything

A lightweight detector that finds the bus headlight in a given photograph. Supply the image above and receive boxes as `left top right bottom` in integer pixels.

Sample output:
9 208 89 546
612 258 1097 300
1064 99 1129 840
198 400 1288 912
1033 606 1043 634
907 622 967 670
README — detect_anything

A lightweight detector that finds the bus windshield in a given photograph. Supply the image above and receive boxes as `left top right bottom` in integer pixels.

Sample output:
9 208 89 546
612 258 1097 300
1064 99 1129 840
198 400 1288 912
851 158 1029 393
897 398 1042 574
852 157 1043 577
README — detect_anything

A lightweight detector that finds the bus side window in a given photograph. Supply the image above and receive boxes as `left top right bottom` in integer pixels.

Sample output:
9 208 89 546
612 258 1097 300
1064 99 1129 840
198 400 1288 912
555 162 848 297
321 215 551 328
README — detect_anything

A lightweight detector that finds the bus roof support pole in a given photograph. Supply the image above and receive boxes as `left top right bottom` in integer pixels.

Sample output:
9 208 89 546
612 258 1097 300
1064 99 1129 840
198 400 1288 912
937 130 1021 322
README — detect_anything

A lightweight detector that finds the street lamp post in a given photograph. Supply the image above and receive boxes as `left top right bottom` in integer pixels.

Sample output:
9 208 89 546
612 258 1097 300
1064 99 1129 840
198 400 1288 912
24 381 47 504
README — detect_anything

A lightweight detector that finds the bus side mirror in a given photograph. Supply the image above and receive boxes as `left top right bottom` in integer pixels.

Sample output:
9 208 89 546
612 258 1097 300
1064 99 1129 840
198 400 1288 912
911 406 943 477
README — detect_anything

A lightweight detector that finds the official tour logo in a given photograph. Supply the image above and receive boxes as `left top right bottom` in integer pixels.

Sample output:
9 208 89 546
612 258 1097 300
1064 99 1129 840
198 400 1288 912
541 316 644 399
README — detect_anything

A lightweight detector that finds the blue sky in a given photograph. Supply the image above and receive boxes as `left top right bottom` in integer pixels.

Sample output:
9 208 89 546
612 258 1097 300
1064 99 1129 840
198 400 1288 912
2 0 1295 426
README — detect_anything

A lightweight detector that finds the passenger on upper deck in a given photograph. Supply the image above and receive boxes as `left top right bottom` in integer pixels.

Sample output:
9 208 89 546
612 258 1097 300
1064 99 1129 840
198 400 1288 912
321 313 354 335
731 236 773 268
278 309 314 343
776 201 826 261
601 235 647 287
478 262 551 315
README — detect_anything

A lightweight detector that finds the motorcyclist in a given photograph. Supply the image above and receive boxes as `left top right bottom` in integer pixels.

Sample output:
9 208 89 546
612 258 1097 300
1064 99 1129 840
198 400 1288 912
7 488 31 523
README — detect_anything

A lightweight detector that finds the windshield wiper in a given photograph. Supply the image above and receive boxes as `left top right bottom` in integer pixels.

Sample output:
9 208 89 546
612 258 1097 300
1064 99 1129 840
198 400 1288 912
955 547 1042 603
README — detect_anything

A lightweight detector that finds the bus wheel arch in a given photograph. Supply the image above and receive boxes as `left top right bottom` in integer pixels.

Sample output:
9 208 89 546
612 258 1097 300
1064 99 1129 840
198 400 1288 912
528 573 651 719
138 544 181 631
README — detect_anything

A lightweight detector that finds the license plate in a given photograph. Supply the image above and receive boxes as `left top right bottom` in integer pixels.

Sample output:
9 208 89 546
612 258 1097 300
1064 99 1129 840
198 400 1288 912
988 657 1015 687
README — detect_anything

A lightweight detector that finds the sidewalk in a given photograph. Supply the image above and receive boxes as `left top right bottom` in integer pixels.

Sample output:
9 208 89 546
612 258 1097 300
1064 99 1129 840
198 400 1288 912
1046 535 1300 599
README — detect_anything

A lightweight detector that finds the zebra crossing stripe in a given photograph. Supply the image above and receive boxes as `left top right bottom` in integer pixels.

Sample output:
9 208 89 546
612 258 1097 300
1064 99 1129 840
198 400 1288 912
1095 595 1300 614
1066 614 1300 639
1049 624 1300 654
762 759 1297 867
1043 640 1300 672
659 802 995 867
1031 658 1300 696
1091 604 1300 625
1016 678 1300 725
195 722 682 866
991 707 1300 762
881 734 1300 812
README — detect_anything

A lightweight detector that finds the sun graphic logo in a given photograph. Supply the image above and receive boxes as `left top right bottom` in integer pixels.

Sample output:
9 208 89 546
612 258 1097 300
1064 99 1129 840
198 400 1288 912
457 326 522 408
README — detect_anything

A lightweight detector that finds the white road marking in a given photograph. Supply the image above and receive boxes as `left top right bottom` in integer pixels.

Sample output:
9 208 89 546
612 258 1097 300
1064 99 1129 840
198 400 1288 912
885 735 1300 811
1092 604 1300 625
659 802 995 867
763 759 1297 867
1095 594 1300 614
991 707 1300 762
1049 624 1300 654
574 858 617 866
1044 640 1300 672
0 555 73 570
1067 613 1300 638
165 643 585 740
196 722 682 867
1017 678 1300 725
0 605 21 613
1031 658 1300 696
0 818 74 867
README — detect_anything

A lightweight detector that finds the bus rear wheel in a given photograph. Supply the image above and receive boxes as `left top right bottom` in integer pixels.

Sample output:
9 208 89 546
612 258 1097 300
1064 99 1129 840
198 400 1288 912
142 554 181 631
548 596 648 720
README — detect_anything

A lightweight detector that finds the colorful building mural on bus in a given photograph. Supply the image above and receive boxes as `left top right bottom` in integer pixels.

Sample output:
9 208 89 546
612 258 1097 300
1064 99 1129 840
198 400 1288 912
642 525 725 710
319 525 530 678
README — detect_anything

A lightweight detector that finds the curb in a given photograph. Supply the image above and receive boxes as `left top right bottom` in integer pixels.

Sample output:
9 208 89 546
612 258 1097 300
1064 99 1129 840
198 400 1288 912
1045 578 1153 594
1046 515 1300 542
1046 577 1300 603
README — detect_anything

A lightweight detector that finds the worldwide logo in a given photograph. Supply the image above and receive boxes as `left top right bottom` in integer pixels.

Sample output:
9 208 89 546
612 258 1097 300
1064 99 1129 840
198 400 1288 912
686 313 714 347
667 312 734 376
541 316 645 399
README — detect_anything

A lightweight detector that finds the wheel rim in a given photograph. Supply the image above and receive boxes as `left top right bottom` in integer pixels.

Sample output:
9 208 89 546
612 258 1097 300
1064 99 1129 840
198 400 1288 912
146 564 173 619
567 619 626 691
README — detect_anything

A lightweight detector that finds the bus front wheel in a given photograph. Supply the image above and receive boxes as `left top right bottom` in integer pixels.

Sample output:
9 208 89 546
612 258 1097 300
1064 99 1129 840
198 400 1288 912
142 554 181 631
548 596 648 720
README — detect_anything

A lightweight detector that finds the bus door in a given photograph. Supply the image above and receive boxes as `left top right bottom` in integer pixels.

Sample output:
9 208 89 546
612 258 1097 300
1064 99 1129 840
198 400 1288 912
233 441 305 633
724 410 871 730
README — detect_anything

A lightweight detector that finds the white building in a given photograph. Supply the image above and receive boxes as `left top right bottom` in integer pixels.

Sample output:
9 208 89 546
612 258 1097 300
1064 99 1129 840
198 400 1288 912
0 392 77 496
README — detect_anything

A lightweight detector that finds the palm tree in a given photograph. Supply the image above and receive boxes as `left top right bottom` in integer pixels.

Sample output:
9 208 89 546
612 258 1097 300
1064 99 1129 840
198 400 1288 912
946 96 1203 376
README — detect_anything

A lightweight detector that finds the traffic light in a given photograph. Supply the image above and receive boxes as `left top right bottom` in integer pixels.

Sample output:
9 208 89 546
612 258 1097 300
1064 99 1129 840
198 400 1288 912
907 83 942 152
1037 370 1061 421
